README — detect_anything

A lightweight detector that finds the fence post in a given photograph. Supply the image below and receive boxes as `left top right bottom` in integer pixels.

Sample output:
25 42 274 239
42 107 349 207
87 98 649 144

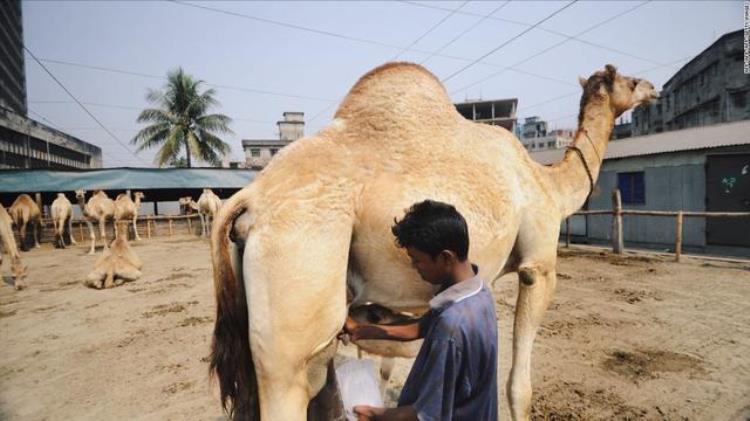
168 218 173 236
187 216 192 234
565 217 571 248
675 211 683 262
611 189 624 254
146 217 151 239
79 221 85 243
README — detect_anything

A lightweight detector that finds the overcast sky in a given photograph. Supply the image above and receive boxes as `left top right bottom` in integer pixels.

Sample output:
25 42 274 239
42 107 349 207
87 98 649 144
22 1 743 167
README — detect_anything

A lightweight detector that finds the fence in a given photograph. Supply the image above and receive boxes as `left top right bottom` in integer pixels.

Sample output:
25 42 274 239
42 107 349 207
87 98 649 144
565 190 750 262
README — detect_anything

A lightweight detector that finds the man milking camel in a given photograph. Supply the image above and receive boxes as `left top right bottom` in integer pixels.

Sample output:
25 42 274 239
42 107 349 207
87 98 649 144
343 200 498 421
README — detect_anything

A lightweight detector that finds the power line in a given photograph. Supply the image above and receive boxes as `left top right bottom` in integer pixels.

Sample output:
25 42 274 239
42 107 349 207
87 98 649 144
441 0 578 83
36 57 336 103
27 107 130 166
449 1 651 94
420 1 510 65
393 0 469 60
24 46 150 166
400 0 669 68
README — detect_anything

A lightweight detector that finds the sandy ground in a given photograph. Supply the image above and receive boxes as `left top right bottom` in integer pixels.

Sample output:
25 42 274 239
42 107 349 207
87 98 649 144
1 236 749 420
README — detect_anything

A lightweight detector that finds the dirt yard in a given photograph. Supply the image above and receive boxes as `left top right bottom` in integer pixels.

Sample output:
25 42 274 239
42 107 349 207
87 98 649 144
1 236 748 420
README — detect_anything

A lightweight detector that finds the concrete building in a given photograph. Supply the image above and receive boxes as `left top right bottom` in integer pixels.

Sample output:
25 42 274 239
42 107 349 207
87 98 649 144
531 120 750 257
0 0 103 169
629 30 748 137
242 112 304 170
454 98 518 133
0 107 103 169
0 0 26 116
520 116 574 151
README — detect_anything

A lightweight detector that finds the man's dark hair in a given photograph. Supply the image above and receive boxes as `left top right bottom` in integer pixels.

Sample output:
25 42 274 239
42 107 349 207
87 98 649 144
391 200 469 261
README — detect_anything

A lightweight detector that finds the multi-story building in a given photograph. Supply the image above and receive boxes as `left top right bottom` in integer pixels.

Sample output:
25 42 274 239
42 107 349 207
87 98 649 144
0 0 102 169
630 29 748 137
521 116 547 139
0 108 103 169
242 112 304 170
454 98 518 133
0 0 26 116
519 115 574 151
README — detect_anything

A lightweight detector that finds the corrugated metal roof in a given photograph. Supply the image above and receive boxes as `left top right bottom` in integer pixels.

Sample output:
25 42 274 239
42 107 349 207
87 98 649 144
530 120 750 165
0 167 257 193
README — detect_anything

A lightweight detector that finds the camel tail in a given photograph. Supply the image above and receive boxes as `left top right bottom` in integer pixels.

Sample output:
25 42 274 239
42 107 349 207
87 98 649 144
209 187 259 421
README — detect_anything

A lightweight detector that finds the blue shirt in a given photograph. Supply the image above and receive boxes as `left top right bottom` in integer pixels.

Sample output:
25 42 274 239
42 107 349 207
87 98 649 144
397 266 498 421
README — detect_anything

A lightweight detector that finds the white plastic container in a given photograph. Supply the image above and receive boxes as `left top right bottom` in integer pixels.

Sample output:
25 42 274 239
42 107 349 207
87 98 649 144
335 357 385 421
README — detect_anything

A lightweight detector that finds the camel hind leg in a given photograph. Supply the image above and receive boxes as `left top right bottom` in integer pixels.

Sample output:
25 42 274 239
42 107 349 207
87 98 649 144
241 220 351 420
33 217 41 248
67 215 77 245
507 214 560 421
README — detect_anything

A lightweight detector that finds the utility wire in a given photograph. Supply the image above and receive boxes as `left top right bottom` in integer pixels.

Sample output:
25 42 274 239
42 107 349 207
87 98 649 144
24 46 149 166
393 0 469 60
441 1 578 83
420 1 510 65
449 1 650 94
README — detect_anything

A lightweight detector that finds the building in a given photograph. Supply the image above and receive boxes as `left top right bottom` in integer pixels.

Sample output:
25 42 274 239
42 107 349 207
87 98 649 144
531 120 750 257
629 30 749 137
520 115 574 151
242 112 304 170
611 117 632 140
0 0 103 170
0 0 26 116
454 98 518 133
0 108 103 169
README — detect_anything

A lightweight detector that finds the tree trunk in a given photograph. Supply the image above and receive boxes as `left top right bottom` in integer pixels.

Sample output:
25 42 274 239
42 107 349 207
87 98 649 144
185 133 192 168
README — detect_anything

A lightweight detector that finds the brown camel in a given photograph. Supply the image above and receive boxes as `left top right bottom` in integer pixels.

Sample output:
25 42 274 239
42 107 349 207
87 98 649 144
51 193 78 249
209 63 658 420
114 190 145 241
75 189 116 254
9 194 42 251
0 205 28 289
85 221 142 289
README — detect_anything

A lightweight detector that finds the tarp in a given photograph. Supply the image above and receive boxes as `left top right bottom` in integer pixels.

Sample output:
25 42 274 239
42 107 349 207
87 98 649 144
0 167 257 193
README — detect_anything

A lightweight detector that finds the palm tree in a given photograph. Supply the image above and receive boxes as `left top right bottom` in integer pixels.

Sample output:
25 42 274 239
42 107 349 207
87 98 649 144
132 67 232 167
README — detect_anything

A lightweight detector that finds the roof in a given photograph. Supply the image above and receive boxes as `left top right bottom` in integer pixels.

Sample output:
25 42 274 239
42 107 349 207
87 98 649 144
530 120 750 165
0 167 256 193
454 98 518 106
241 139 290 147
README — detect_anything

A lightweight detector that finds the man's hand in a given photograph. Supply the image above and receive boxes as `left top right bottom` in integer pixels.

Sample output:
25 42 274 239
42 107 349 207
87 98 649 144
354 405 386 421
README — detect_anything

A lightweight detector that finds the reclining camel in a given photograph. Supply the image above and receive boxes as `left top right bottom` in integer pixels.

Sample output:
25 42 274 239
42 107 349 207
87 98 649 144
51 193 78 249
0 205 28 289
85 221 142 289
9 194 42 251
209 63 658 420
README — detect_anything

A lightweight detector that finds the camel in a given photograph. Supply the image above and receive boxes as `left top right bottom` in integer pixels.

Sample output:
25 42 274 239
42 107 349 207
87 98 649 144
208 63 658 420
197 188 222 237
114 190 145 241
75 189 116 254
0 205 28 289
85 221 142 289
179 196 200 215
51 193 78 249
9 194 42 251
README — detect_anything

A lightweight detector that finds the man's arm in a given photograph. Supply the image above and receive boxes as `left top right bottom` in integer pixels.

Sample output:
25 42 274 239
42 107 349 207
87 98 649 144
344 316 422 341
354 405 417 421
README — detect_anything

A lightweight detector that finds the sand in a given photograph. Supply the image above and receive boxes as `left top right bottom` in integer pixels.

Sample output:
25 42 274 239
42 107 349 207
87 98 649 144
1 236 748 420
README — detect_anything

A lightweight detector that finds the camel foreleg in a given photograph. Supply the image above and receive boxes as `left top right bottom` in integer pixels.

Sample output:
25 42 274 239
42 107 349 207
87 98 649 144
85 220 96 254
99 218 109 251
507 261 558 421
132 215 141 241
67 216 77 245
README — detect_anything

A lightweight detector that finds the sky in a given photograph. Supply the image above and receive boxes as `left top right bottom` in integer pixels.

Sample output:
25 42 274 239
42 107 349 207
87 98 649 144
22 0 743 167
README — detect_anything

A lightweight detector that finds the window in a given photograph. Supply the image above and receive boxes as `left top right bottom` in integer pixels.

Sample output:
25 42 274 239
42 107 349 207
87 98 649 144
732 91 747 108
250 148 260 157
547 141 555 147
618 172 645 204
270 148 279 156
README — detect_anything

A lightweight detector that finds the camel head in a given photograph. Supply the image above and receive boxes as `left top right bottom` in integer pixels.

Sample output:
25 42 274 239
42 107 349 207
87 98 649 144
178 196 192 206
11 258 28 283
134 192 145 201
75 189 87 200
578 64 659 117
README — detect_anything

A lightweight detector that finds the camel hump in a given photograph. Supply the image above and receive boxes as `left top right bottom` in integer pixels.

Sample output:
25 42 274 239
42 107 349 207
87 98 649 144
334 61 457 124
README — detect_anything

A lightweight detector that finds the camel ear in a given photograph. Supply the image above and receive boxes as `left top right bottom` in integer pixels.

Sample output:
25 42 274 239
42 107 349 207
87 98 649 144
578 76 587 88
